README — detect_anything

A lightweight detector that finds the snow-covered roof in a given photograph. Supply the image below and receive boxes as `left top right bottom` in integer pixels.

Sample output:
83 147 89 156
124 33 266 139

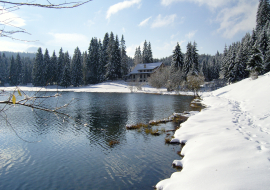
128 62 163 75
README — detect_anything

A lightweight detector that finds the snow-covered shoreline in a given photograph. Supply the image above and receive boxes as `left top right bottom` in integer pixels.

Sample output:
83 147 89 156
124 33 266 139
0 81 195 96
156 72 270 190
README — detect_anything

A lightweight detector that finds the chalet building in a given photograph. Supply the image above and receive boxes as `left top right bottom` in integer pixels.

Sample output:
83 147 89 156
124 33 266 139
127 62 164 82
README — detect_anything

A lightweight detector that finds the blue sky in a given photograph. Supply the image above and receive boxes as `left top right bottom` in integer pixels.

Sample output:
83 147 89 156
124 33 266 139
0 0 259 58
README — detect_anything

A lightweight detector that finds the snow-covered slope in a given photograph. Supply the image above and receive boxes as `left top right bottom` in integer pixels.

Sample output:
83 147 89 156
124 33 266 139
156 72 270 189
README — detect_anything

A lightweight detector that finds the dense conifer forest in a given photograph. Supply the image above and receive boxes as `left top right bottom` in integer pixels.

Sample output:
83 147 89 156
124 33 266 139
0 0 269 87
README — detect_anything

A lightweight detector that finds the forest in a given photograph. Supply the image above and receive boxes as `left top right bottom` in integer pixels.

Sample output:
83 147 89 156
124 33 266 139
0 0 269 88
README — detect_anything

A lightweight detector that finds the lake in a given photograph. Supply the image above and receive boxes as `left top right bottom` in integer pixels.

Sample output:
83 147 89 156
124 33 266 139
0 92 199 190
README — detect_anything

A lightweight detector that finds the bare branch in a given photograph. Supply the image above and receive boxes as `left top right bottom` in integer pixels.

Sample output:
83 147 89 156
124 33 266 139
0 0 92 9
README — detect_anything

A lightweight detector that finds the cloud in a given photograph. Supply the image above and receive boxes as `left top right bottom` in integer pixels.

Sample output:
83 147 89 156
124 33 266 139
160 0 230 9
185 30 197 39
216 0 258 38
0 40 37 52
138 16 152 27
47 33 89 48
122 27 126 33
151 14 177 28
0 6 26 27
106 0 141 19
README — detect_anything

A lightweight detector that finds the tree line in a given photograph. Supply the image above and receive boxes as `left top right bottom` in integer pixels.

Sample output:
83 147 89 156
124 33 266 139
0 32 134 87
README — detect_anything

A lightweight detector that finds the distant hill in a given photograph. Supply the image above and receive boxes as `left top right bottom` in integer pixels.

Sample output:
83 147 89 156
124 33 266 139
0 51 36 59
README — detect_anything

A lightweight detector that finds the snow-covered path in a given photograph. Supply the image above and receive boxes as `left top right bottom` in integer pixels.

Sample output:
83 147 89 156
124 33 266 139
156 73 270 190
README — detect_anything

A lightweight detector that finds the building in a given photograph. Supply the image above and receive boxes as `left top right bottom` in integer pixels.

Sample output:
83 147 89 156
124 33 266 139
126 62 164 82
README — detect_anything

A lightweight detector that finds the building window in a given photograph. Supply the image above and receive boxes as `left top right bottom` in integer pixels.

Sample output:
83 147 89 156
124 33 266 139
140 74 142 78
133 75 135 79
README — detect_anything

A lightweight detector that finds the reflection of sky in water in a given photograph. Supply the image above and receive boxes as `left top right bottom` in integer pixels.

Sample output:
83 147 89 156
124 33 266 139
0 92 196 189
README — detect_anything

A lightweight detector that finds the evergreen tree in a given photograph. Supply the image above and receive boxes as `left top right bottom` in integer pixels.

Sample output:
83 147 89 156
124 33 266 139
247 45 264 74
50 51 58 84
71 47 83 87
113 35 122 79
32 47 44 86
134 46 142 66
87 37 99 84
142 40 149 63
191 41 199 75
57 48 65 84
44 49 51 84
82 51 88 84
60 51 71 87
183 42 193 77
105 32 116 80
99 33 109 81
120 35 129 77
148 42 153 63
256 0 270 32
258 29 269 64
9 56 17 86
170 42 184 72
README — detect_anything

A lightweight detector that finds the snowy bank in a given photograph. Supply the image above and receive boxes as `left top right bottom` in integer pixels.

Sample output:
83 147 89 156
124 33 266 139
156 72 270 190
0 81 195 95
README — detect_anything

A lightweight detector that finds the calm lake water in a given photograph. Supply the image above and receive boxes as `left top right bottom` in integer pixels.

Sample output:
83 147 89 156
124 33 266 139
0 92 198 190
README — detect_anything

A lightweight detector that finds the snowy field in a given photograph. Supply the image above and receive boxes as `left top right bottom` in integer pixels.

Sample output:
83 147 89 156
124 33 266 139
156 72 270 190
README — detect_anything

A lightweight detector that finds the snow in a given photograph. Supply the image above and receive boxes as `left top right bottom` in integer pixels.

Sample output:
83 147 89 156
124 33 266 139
156 72 270 190
0 81 194 95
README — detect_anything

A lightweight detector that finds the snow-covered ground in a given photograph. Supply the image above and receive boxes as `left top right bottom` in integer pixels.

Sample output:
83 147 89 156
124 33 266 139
156 72 270 190
0 81 194 95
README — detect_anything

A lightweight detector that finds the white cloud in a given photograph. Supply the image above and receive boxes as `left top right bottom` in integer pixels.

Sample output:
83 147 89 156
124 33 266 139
185 30 197 39
106 0 141 19
0 6 26 28
47 33 89 48
216 0 258 38
138 16 152 27
122 27 126 33
0 40 37 52
160 0 230 9
151 14 177 28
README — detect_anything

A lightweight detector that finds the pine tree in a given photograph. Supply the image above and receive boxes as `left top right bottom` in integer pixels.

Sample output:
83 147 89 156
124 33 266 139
82 51 88 84
148 42 153 63
191 41 199 75
105 32 116 80
142 40 149 63
32 47 44 86
44 49 51 84
9 56 17 86
87 37 99 84
120 35 129 77
71 47 83 87
57 48 65 84
256 0 270 32
183 42 193 77
113 35 122 79
100 33 109 81
50 51 58 84
247 45 263 74
258 29 269 64
170 42 184 72
60 51 71 87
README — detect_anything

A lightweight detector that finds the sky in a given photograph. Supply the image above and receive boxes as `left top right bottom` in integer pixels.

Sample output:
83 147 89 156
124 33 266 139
0 0 259 58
